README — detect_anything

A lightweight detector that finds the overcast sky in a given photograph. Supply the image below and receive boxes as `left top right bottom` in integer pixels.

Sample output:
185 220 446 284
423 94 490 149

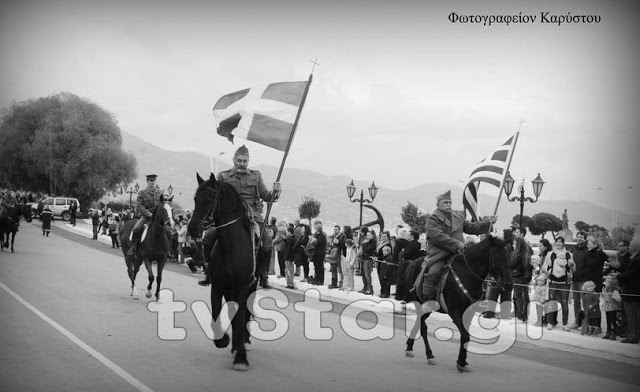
2 0 639 215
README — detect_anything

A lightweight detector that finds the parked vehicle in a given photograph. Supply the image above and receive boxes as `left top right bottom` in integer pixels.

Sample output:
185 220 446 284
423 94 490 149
32 197 80 221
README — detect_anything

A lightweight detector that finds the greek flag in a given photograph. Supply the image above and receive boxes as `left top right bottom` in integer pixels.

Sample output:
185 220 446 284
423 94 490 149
213 81 309 151
463 133 517 221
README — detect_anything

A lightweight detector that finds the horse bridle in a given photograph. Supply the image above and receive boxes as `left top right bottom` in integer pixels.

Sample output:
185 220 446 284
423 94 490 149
197 186 242 232
458 247 504 290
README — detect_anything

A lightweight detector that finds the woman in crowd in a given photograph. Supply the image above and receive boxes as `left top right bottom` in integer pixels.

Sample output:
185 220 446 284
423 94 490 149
542 236 575 331
283 226 296 289
177 220 188 264
375 231 392 298
274 221 288 279
338 226 353 291
573 236 608 334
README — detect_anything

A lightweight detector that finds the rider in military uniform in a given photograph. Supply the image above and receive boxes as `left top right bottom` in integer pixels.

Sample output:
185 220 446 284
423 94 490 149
199 145 281 287
128 174 163 256
419 190 497 309
0 189 17 219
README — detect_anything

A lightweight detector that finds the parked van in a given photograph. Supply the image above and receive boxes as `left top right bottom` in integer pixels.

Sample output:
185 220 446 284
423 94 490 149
34 197 80 221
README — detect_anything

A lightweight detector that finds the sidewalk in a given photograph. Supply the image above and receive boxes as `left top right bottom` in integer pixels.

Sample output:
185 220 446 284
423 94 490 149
54 220 640 364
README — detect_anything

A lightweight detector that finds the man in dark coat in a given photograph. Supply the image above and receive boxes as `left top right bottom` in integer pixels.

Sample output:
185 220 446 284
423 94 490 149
91 208 101 240
69 201 78 226
420 190 496 305
617 240 640 344
311 220 327 285
570 231 590 329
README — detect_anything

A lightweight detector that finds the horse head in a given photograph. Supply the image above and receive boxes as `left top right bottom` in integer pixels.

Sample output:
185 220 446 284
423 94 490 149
484 234 512 291
155 194 175 231
189 172 220 239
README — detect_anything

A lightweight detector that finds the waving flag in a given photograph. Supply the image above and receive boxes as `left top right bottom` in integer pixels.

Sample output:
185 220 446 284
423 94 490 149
463 133 519 221
213 81 309 151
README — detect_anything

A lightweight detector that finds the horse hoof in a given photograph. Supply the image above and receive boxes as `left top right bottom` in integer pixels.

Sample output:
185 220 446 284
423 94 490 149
427 358 436 366
405 350 414 358
215 334 230 348
133 295 139 300
146 292 152 299
233 363 249 372
456 363 471 373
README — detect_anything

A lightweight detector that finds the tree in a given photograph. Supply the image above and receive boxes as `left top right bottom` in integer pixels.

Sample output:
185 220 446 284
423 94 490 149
0 93 137 213
298 195 321 226
610 225 636 245
511 214 536 230
530 212 563 239
574 220 590 233
400 201 429 233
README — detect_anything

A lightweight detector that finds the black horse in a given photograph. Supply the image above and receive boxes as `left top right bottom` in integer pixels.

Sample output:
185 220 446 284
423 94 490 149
398 236 511 373
120 195 174 300
0 205 23 253
188 172 256 372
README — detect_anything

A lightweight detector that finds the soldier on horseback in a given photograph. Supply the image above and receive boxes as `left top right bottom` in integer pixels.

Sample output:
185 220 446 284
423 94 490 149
418 190 497 308
128 174 163 256
199 145 281 287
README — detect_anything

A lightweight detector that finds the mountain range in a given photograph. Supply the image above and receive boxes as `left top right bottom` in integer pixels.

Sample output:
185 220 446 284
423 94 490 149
120 132 639 234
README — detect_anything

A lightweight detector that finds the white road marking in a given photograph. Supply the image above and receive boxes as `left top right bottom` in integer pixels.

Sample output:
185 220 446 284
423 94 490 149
0 280 155 392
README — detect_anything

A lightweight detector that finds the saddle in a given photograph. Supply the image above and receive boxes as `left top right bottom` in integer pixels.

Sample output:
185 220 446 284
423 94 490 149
413 255 455 313
129 224 148 243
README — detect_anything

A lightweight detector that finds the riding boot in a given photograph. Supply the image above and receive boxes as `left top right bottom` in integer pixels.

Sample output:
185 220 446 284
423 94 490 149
422 273 440 302
198 263 211 286
198 228 217 286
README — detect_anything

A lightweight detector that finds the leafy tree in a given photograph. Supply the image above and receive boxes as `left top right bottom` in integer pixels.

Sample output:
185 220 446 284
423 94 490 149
530 212 563 239
610 225 636 245
401 201 429 233
298 195 321 226
574 220 590 233
0 93 137 213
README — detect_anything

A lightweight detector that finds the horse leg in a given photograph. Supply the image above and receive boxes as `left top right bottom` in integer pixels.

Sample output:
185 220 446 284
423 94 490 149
231 289 249 371
420 313 436 365
451 311 472 373
126 255 140 300
10 231 15 253
154 257 166 301
144 259 155 299
211 289 230 349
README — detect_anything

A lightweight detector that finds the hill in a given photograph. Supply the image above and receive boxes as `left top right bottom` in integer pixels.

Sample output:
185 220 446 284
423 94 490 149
121 132 639 234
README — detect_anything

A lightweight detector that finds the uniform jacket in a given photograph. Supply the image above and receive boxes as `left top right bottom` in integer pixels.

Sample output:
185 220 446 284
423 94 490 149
425 209 491 265
218 168 276 223
136 187 162 219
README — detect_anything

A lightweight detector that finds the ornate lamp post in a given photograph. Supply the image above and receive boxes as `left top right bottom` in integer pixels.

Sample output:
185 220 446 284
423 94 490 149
122 183 140 209
346 180 379 229
503 172 545 228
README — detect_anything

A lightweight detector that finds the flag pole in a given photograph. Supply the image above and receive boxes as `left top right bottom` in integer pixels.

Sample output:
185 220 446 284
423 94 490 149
492 128 522 218
260 73 313 240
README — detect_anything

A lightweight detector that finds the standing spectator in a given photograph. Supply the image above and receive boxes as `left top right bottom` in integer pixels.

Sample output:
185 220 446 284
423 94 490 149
273 221 287 278
359 230 377 295
391 228 410 294
122 207 132 222
283 227 296 289
375 231 392 298
311 220 327 286
258 225 274 288
511 236 532 323
343 238 358 292
327 225 344 289
91 208 101 240
100 207 109 235
293 219 309 279
617 239 640 344
600 274 622 340
177 220 188 264
268 217 278 275
40 205 53 237
109 215 121 248
581 281 600 336
542 236 575 331
338 226 353 290
69 200 78 226
484 229 515 319
533 239 553 326
608 239 632 336
573 236 608 334
569 231 590 329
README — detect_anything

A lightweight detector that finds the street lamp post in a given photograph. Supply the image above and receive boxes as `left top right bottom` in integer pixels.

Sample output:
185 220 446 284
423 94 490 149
122 183 140 209
211 152 225 175
503 172 545 228
346 180 379 230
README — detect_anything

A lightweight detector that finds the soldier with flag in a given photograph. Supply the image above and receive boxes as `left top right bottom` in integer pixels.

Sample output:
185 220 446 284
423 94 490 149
199 145 281 287
418 190 497 307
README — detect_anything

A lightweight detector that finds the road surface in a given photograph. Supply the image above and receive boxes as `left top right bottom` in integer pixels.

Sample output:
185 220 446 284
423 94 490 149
1 222 638 392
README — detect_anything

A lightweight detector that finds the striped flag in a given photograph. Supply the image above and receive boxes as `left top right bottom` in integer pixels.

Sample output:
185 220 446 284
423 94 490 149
213 81 309 151
463 133 518 221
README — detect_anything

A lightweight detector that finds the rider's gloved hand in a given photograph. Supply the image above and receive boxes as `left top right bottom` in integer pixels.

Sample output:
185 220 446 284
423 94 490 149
457 242 465 253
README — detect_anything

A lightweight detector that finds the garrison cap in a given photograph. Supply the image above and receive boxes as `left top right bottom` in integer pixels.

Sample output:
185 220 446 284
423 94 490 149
234 145 249 158
436 190 452 202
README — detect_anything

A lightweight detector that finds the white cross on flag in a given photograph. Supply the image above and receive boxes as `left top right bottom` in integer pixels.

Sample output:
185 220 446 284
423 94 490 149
463 133 518 222
213 81 309 151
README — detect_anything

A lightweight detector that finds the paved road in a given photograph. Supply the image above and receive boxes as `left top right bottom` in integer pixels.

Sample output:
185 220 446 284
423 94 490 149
1 222 639 392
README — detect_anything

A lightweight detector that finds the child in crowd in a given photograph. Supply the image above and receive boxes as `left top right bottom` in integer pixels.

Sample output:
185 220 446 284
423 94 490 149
581 281 600 336
530 253 548 327
600 275 622 340
342 238 358 292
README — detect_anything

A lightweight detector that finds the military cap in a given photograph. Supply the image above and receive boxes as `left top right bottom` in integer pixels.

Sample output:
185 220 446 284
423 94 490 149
234 145 249 158
146 174 158 181
436 190 452 202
